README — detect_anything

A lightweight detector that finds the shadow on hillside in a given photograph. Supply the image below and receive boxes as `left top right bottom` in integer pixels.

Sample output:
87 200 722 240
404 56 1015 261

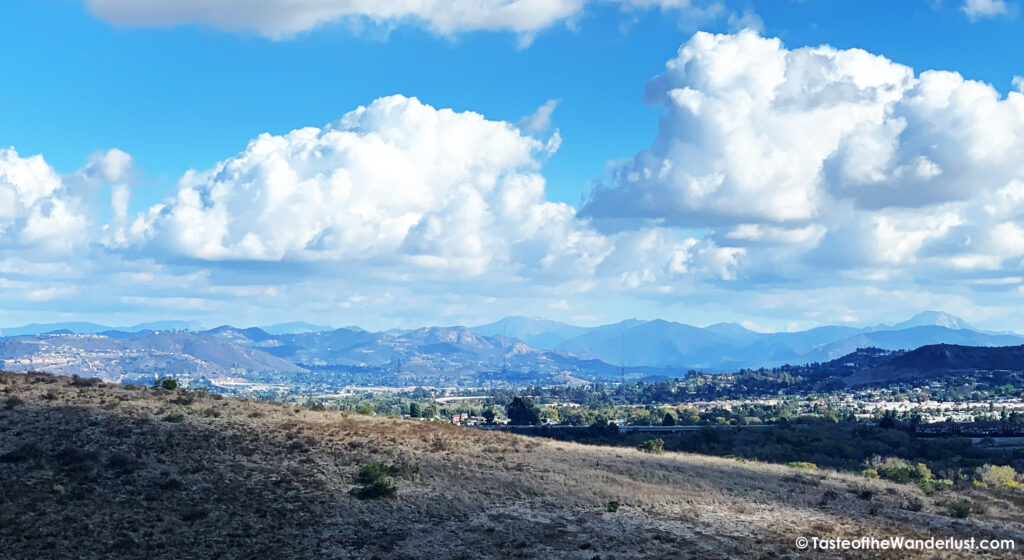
1 394 1022 559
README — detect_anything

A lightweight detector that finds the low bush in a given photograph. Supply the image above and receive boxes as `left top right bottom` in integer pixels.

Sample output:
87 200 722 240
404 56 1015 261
69 375 102 387
350 462 399 500
154 377 178 391
172 390 198 406
901 497 924 512
867 457 931 485
606 500 620 513
164 412 185 423
637 438 664 454
942 497 973 519
786 461 818 470
975 464 1020 491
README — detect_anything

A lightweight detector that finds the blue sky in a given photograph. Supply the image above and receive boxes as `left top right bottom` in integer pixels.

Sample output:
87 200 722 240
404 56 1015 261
2 0 1024 331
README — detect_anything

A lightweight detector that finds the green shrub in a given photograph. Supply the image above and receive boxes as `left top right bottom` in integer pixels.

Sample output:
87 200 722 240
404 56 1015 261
902 497 924 512
349 461 418 500
868 457 930 484
350 462 399 500
606 500 620 513
164 412 185 423
353 462 393 485
350 477 397 499
917 479 938 496
860 468 879 479
943 498 972 519
786 461 818 470
637 438 664 454
154 377 178 391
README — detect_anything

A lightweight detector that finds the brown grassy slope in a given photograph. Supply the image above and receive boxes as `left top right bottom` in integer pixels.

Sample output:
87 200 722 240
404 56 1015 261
0 371 1021 560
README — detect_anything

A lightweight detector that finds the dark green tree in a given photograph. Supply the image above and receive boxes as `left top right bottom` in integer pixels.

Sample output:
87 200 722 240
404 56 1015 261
506 396 541 425
662 412 676 426
482 406 496 425
409 402 421 418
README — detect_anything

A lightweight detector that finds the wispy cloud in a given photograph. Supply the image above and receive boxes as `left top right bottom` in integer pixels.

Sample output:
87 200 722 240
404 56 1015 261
83 0 737 42
962 0 1013 20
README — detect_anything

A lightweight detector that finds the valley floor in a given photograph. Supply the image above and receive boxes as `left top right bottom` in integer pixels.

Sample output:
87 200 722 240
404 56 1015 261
1 371 1021 559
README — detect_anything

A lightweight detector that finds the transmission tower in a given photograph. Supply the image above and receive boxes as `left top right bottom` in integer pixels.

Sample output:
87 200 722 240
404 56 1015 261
620 331 625 385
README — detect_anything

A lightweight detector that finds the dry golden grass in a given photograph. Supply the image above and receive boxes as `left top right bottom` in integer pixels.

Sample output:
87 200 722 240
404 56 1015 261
1 371 1021 559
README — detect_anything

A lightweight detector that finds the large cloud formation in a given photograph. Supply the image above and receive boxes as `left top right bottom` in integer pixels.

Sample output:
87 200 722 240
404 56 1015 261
109 94 742 300
584 30 1024 280
114 95 612 281
0 148 89 254
9 29 1024 329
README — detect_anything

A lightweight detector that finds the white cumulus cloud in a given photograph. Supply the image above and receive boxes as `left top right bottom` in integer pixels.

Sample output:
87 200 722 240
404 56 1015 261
584 30 1024 283
0 148 89 254
114 95 611 283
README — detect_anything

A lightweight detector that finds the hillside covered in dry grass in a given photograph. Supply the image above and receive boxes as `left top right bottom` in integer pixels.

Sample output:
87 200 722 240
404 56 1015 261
1 371 1021 559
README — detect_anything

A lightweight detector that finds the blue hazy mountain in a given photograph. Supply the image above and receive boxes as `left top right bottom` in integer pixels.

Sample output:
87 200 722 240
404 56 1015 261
558 319 734 368
525 311 1022 372
125 320 205 332
0 320 203 337
5 311 1020 376
0 322 113 337
799 326 1024 364
260 321 334 334
888 311 976 331
471 316 591 348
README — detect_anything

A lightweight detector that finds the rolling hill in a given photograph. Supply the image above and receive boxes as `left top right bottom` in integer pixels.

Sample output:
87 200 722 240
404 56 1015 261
2 370 1021 559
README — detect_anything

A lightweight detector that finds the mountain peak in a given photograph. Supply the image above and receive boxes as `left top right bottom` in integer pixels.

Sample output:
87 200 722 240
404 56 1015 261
893 311 974 331
260 321 333 334
705 322 758 336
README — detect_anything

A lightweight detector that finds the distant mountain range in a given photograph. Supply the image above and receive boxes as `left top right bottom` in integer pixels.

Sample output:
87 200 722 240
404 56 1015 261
469 311 1024 372
0 320 206 337
0 331 303 384
0 311 1020 387
0 320 335 338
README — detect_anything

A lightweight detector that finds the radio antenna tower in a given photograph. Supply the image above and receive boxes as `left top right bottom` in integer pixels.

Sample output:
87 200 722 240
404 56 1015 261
620 331 625 385
501 322 508 376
